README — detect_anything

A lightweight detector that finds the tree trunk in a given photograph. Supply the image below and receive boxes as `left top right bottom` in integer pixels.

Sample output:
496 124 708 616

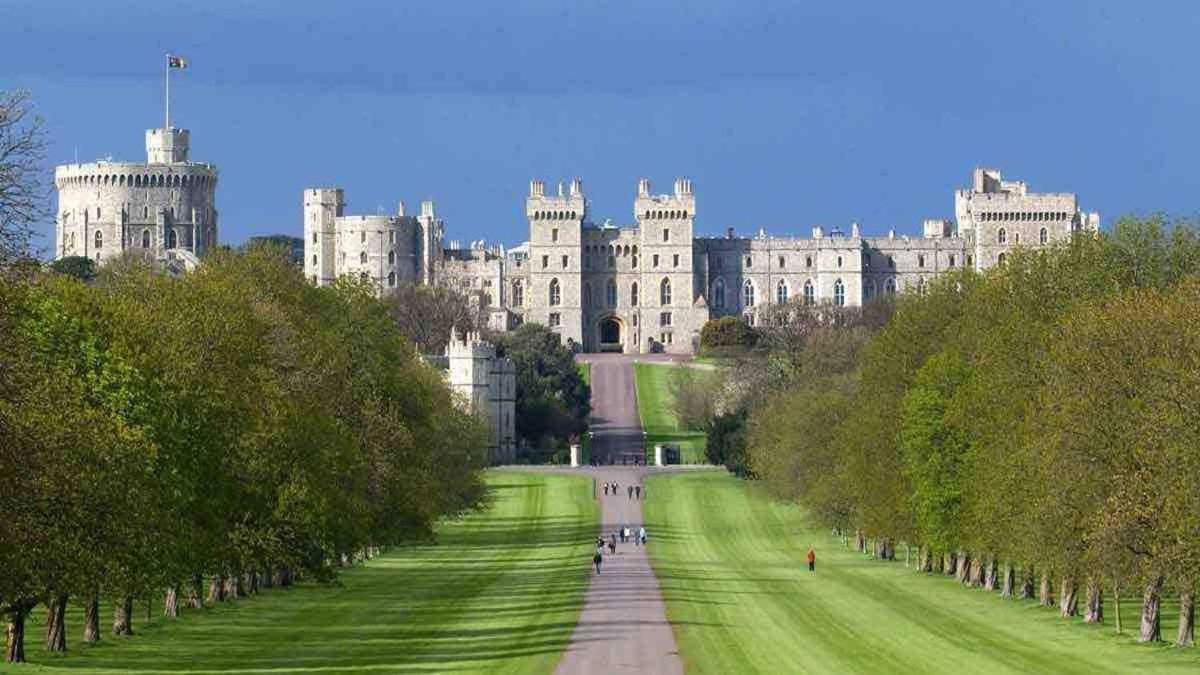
883 539 894 560
83 595 100 644
1114 583 1123 634
164 585 180 618
855 531 865 553
955 552 971 584
1059 577 1078 618
1000 563 1014 597
1176 591 1194 648
984 559 997 592
186 575 204 609
261 566 274 589
248 569 259 593
970 557 985 587
208 574 226 603
1083 578 1103 623
44 593 68 652
1019 567 1035 600
112 597 133 636
919 547 932 573
1039 573 1054 607
224 573 241 598
4 602 32 663
1140 575 1164 643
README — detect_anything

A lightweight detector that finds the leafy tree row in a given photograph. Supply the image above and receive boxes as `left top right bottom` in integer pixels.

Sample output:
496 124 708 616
0 246 489 662
733 217 1200 648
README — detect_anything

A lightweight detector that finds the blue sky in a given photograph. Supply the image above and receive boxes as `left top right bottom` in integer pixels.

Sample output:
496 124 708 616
3 0 1198 250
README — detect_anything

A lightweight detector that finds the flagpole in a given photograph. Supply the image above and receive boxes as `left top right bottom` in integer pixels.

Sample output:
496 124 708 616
165 54 170 129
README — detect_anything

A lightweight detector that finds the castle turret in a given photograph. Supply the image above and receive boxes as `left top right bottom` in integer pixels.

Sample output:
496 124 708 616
304 188 344 285
145 127 190 164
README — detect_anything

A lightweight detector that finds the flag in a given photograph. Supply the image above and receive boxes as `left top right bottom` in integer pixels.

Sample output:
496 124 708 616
167 54 188 69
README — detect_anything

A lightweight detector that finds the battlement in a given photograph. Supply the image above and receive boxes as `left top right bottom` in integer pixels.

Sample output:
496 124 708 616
634 176 695 221
446 329 497 359
526 177 586 221
146 127 190 164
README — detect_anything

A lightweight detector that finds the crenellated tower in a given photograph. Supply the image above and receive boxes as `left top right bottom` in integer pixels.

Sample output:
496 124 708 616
525 177 587 346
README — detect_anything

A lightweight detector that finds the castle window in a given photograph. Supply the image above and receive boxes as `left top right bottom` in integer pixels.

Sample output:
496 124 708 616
1040 227 1048 244
673 254 680 267
606 279 617 307
948 254 956 267
632 245 638 255
663 228 670 242
312 232 318 244
608 255 614 269
552 228 558 242
167 229 177 248
998 228 1007 244
998 252 1007 265
548 312 561 327
660 311 672 327
360 251 367 264
778 255 785 269
562 254 569 268
389 231 395 244
653 254 660 267
1014 232 1021 245
312 255 317 266
388 272 396 287
888 256 895 268
660 278 672 305
743 280 755 308
549 278 561 306
712 278 725 309
542 255 549 269
746 256 752 268
805 256 812 268
833 278 845 307
143 206 149 218
141 229 150 248
776 279 788 304
96 207 101 219
918 254 925 268
360 231 366 243
837 255 843 268
885 278 896 294
388 251 396 265
512 282 523 307
94 230 103 249
966 254 973 267
632 255 638 268
803 279 814 306
631 282 639 306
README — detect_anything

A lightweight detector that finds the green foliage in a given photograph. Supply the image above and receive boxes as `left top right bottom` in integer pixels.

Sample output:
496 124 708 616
48 255 96 281
698 315 758 355
494 323 590 447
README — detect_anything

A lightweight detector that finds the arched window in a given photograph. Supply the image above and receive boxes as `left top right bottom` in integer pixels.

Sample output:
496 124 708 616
167 229 177 248
998 228 1007 244
837 255 843 268
387 250 395 265
660 278 672 305
512 281 524 307
805 255 812 268
388 272 396 287
631 282 639 306
359 251 367 264
743 280 755 308
803 279 815 306
712 278 725 309
776 278 788 304
94 230 103 249
549 278 561 306
917 254 925 268
141 229 150 248
998 252 1007 265
833 278 845 307
885 277 896 294
606 279 617 307
1039 227 1048 244
312 255 317 266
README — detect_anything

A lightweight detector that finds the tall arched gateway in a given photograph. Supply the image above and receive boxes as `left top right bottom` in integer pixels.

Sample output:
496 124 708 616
598 316 622 352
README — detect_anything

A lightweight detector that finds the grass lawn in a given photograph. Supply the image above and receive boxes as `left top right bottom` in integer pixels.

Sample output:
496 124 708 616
19 470 598 674
633 362 708 464
643 471 1200 675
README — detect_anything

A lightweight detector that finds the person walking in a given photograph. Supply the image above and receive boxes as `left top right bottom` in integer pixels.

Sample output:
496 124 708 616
635 485 642 500
609 533 617 555
594 547 603 574
638 526 646 546
806 546 816 572
628 485 634 500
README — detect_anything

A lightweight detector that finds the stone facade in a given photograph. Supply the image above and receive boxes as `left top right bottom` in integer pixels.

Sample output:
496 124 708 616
54 127 218 263
444 329 516 464
307 168 1099 354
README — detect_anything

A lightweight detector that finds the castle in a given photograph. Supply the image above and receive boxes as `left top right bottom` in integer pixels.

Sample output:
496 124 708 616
442 329 517 463
305 169 1100 354
54 126 218 268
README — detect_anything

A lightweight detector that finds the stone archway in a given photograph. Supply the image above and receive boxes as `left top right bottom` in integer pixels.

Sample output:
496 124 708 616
598 316 623 352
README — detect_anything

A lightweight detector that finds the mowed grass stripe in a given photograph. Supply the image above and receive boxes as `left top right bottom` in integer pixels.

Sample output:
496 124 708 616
643 471 1200 675
633 363 707 464
19 470 598 674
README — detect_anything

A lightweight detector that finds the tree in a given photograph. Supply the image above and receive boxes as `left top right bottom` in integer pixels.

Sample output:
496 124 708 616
385 281 484 355
48 256 96 282
494 323 589 448
0 90 48 261
699 316 758 355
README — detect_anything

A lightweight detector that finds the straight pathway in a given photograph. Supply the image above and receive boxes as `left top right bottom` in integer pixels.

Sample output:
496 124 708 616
556 355 684 675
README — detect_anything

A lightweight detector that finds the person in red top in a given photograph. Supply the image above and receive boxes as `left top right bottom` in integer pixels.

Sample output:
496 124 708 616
806 546 816 572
